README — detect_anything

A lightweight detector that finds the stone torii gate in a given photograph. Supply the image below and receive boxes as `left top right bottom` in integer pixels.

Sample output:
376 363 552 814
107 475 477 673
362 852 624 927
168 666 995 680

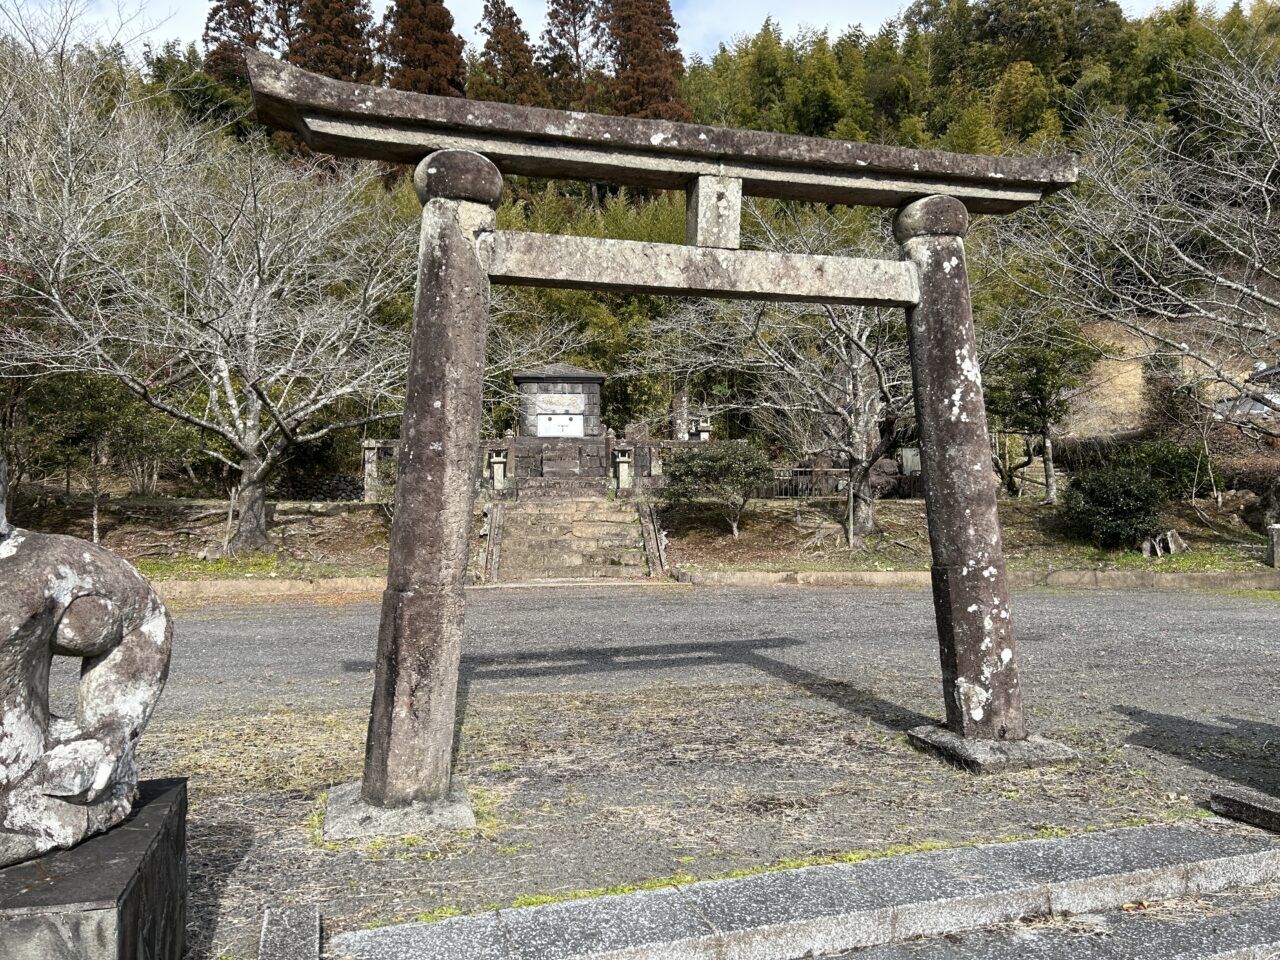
246 53 1078 834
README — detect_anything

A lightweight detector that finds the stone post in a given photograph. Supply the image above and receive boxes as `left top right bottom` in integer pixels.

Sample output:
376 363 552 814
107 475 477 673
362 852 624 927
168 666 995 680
362 151 501 808
491 449 508 492
895 196 1038 763
1268 525 1280 568
362 440 379 503
614 444 634 492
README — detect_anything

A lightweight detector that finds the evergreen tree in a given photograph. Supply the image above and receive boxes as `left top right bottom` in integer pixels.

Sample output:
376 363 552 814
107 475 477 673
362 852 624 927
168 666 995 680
147 40 252 134
289 0 378 83
468 0 548 105
990 60 1050 138
793 34 846 137
202 0 265 87
599 0 691 120
380 0 466 95
539 0 604 109
267 0 303 54
940 98 1001 153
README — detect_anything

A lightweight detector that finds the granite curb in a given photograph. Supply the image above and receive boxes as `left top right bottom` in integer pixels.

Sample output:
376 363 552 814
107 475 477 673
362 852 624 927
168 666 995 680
152 568 1280 602
329 820 1280 960
843 890 1280 958
672 568 1280 592
260 905 321 960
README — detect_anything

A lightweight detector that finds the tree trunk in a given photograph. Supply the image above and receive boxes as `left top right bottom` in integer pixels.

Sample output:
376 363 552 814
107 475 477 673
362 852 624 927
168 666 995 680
845 465 875 551
1000 433 1020 496
228 458 273 554
1041 435 1057 505
0 453 10 532
90 442 101 545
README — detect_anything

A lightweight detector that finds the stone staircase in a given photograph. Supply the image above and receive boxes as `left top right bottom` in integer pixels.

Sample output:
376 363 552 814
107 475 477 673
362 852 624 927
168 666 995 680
492 498 651 582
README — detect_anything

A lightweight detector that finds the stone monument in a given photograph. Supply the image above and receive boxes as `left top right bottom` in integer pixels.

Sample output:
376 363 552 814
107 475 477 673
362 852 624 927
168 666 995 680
0 459 183 959
246 50 1080 832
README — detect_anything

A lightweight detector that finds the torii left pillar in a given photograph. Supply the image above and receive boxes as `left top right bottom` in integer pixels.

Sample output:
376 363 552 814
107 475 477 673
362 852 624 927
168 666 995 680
324 150 501 839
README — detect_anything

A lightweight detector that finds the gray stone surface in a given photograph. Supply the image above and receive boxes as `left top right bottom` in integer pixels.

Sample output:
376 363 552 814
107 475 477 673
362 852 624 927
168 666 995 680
413 149 503 206
0 525 174 867
1211 786 1280 834
686 175 742 249
323 780 476 841
326 821 1280 960
362 153 495 808
481 231 920 307
907 725 1079 773
897 195 1026 742
333 912 510 960
677 863 895 959
514 365 605 440
497 499 649 582
259 904 319 960
0 778 187 960
840 888 1280 958
844 851 1051 940
499 886 719 960
244 52 1076 213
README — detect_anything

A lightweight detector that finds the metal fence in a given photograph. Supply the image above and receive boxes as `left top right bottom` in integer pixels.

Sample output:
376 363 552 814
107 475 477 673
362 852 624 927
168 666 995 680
754 468 848 499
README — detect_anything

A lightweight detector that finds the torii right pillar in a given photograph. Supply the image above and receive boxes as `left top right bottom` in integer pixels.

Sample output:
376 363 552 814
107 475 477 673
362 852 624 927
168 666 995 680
896 195 1076 773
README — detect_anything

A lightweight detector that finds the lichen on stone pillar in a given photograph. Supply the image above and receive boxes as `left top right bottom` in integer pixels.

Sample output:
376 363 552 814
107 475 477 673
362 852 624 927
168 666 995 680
358 150 500 818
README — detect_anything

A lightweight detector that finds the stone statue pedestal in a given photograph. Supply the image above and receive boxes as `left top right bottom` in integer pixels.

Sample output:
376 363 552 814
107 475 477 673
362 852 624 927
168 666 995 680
0 779 187 960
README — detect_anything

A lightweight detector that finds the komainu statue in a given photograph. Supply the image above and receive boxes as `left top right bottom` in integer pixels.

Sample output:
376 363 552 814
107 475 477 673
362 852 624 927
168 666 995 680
0 475 172 868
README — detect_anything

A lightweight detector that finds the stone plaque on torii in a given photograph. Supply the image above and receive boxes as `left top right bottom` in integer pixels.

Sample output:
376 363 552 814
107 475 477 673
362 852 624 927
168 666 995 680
246 52 1078 834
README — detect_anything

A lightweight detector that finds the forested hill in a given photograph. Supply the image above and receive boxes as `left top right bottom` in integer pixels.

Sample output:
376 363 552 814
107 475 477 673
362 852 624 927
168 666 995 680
175 0 1277 152
684 1 1261 151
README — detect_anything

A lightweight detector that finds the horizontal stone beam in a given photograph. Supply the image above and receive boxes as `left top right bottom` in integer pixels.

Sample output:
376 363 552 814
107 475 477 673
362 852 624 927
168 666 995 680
480 231 920 306
245 53 1077 215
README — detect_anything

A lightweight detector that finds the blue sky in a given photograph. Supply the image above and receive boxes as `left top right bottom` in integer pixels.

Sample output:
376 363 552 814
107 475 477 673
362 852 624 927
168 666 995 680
90 0 1163 60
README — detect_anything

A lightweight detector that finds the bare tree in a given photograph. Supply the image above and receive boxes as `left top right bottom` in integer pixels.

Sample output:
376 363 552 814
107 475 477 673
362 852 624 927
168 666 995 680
1010 32 1280 441
0 11 417 551
639 203 914 549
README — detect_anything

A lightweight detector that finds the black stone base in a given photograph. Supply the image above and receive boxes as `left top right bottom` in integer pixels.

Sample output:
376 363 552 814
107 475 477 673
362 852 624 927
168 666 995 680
908 725 1079 774
1211 786 1280 833
0 779 187 960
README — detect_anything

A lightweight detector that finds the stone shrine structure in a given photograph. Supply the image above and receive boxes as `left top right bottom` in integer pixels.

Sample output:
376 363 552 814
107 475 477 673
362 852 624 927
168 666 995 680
515 364 605 439
247 51 1079 832
362 363 708 501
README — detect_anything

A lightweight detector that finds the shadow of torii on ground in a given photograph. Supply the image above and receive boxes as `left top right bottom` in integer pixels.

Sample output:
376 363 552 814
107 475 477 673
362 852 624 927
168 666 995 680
1115 705 1280 797
344 635 934 755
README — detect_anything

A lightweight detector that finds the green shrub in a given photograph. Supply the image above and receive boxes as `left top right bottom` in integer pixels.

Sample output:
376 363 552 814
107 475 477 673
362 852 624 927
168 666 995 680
1058 463 1167 549
1061 439 1216 501
661 442 774 539
1113 440 1217 501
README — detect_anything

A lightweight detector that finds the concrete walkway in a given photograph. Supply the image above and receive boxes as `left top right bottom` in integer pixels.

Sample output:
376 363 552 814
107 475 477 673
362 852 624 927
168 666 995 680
326 820 1280 960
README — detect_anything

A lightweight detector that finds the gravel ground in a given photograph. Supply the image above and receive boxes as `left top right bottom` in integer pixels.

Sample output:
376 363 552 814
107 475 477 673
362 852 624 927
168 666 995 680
66 584 1278 959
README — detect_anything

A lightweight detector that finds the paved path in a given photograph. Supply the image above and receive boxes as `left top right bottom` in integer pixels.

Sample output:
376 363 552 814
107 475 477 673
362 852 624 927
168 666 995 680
137 584 1278 724
112 584 1277 958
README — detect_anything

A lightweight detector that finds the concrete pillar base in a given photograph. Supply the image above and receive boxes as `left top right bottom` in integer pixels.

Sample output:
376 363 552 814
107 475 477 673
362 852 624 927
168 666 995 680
323 780 476 842
907 724 1078 774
